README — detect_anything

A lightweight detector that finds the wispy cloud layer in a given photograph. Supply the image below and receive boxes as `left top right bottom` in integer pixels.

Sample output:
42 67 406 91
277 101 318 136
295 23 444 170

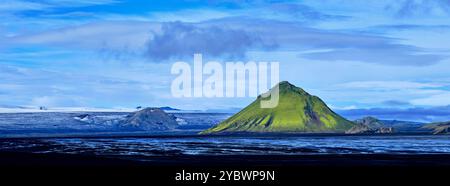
0 0 118 12
1 0 450 110
5 17 446 65
145 21 276 60
387 0 450 17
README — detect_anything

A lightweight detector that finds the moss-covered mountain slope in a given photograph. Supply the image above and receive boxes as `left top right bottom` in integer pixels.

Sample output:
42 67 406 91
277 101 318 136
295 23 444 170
201 81 355 134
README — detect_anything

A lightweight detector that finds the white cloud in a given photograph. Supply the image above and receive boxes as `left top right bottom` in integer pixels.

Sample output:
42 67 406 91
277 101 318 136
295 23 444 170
0 1 47 12
336 81 444 90
0 0 119 12
411 92 450 106
8 21 157 54
328 105 358 110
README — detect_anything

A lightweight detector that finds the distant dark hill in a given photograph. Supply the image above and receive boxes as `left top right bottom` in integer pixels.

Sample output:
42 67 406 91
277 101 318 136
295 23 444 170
423 121 450 134
159 106 180 111
380 119 427 133
346 116 394 134
121 108 178 130
201 81 355 134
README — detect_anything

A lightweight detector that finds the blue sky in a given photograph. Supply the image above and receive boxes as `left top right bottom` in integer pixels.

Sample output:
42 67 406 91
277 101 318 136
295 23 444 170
2 0 450 121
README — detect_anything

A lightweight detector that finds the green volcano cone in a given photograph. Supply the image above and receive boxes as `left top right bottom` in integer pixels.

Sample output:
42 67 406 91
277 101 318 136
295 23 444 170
201 81 355 134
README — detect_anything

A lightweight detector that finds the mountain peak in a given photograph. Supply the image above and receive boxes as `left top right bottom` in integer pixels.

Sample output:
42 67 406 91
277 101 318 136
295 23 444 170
121 107 178 130
278 80 291 86
277 81 297 89
201 82 355 134
270 81 309 96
